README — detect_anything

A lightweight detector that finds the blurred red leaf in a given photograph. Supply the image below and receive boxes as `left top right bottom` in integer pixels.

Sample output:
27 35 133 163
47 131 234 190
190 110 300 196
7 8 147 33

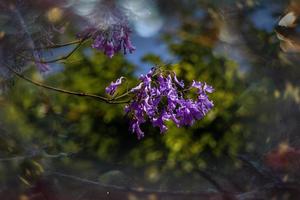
265 143 300 172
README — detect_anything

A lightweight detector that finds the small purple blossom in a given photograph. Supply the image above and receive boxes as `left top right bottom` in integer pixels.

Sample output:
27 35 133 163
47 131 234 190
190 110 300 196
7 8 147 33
174 74 184 88
204 83 214 93
124 68 214 139
105 76 125 96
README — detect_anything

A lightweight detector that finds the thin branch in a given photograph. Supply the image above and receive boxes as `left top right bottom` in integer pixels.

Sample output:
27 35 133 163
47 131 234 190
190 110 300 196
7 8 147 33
0 152 70 162
40 39 86 64
113 90 132 100
6 66 129 104
48 171 300 200
196 169 226 193
51 171 218 197
34 39 84 50
196 169 236 200
19 39 87 64
0 155 28 162
236 155 281 183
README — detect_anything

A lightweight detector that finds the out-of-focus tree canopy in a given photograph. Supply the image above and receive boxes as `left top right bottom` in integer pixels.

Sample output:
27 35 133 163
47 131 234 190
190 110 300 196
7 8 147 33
1 0 300 199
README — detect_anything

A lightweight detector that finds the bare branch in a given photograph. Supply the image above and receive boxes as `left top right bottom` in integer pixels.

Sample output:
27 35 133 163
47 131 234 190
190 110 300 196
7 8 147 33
196 169 236 200
6 65 130 104
0 152 71 162
18 39 87 64
51 171 219 197
34 39 84 50
39 39 87 64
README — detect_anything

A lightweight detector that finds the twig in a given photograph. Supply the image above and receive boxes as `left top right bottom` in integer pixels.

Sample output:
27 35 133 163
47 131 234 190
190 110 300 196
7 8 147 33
6 66 129 104
50 171 300 200
113 90 132 100
236 155 281 183
39 39 86 64
19 39 87 64
0 155 28 162
0 152 70 162
34 39 84 50
196 169 225 193
196 169 236 200
51 171 219 197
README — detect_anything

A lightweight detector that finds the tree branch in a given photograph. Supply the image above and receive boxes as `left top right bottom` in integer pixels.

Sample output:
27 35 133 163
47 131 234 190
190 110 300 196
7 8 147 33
6 65 130 104
19 39 87 64
0 152 71 162
39 39 86 64
34 39 84 50
50 171 219 197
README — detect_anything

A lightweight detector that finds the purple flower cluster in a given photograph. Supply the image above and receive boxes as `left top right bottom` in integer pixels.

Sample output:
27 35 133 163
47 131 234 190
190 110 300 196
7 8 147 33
124 68 214 139
78 25 135 58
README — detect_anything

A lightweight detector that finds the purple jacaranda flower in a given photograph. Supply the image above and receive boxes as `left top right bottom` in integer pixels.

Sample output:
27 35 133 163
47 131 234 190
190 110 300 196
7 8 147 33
123 68 214 139
175 99 204 126
114 26 136 54
91 35 105 49
130 82 143 93
191 80 203 91
152 110 170 133
174 74 184 88
105 76 125 96
75 0 135 58
104 41 115 58
91 35 115 58
204 83 214 93
122 29 136 54
130 119 144 139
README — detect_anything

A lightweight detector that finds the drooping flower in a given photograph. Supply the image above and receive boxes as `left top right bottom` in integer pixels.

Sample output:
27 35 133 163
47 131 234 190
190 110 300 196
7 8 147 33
83 25 135 58
105 76 125 96
76 2 135 58
111 67 214 139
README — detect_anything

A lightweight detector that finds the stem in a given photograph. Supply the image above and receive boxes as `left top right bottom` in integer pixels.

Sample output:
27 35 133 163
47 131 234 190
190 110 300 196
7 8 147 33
6 66 129 104
113 90 132 100
51 171 217 197
39 39 86 64
34 39 84 50
18 39 87 64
